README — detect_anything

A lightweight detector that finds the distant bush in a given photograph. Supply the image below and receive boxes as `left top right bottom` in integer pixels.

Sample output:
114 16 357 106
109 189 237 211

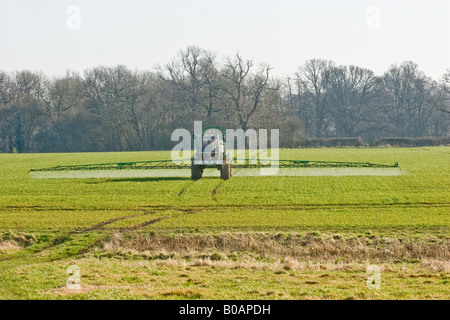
373 137 450 147
299 137 365 148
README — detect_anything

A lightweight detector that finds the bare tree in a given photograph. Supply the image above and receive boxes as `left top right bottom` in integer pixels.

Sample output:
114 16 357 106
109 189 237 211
159 46 219 120
296 59 335 137
0 71 17 106
83 66 135 150
324 65 380 137
2 50 450 153
219 52 272 131
0 71 43 152
382 62 439 137
37 71 83 150
440 69 450 115
123 71 171 150
443 69 450 92
0 71 15 151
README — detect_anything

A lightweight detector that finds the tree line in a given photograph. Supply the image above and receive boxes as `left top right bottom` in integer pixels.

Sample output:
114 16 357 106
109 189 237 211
1 46 449 153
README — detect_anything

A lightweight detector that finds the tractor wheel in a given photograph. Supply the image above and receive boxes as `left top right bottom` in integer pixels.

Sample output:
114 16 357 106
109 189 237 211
191 165 203 180
220 163 231 180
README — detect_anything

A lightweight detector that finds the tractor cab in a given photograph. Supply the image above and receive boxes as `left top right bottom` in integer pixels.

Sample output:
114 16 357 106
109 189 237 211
193 127 225 164
201 129 223 162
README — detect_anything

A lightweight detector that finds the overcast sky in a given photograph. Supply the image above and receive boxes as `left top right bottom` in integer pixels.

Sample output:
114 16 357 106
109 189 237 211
1 0 449 80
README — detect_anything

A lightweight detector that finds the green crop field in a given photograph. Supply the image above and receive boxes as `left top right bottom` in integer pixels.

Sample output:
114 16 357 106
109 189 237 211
0 147 449 299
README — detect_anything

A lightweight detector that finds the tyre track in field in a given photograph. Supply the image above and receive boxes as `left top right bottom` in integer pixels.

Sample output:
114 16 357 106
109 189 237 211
4 201 450 212
3 201 449 257
71 214 144 234
44 201 450 237
178 182 193 197
1 206 204 261
0 209 168 260
42 210 203 261
48 199 449 261
44 209 204 261
211 180 225 196
2 205 138 211
70 205 169 234
139 202 450 212
2 201 448 262
118 217 169 232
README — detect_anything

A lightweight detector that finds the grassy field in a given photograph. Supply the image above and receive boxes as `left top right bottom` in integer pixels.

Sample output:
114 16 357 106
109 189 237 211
0 147 449 299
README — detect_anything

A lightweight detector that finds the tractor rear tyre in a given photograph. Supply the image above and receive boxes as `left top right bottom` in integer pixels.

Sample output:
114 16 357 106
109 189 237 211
220 163 231 180
191 165 203 180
